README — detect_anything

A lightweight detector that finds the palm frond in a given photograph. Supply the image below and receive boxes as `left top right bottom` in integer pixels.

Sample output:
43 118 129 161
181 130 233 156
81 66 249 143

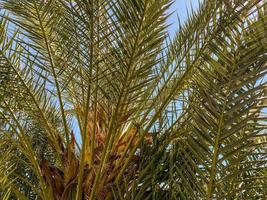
0 0 266 199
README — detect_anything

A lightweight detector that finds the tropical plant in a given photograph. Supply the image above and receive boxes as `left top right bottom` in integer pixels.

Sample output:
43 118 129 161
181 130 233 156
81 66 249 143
0 0 266 199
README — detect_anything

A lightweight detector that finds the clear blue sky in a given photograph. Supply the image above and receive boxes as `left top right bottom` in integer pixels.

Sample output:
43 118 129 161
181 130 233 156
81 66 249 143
168 0 202 37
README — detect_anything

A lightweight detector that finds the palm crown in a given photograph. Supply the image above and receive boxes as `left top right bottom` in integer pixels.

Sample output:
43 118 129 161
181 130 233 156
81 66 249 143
0 0 266 199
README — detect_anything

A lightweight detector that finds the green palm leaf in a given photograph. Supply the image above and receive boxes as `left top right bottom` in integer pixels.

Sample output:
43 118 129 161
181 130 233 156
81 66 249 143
0 0 266 199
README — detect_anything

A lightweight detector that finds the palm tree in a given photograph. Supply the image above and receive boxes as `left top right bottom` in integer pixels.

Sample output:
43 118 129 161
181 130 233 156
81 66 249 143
0 0 266 199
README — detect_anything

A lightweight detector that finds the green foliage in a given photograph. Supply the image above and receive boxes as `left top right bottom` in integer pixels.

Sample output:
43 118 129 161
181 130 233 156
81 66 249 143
0 0 266 199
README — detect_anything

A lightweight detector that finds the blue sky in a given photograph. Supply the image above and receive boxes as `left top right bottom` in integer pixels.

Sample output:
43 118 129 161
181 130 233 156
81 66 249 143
168 0 202 36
